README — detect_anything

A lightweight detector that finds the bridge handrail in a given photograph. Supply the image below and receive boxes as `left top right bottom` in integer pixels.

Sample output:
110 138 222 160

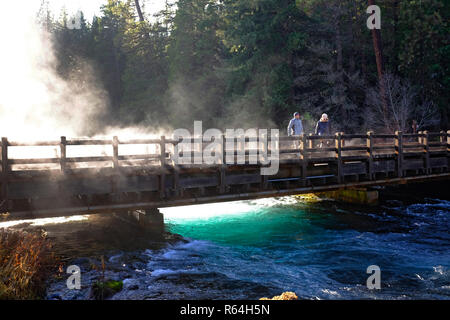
0 130 448 174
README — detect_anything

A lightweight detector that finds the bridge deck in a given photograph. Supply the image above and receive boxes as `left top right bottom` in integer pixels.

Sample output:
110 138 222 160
1 131 449 219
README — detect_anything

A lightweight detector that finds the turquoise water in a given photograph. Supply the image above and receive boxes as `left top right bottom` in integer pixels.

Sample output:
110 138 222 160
41 194 449 300
151 197 450 299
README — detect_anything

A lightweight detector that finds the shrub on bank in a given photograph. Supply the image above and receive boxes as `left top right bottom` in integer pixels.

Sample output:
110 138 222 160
0 229 56 300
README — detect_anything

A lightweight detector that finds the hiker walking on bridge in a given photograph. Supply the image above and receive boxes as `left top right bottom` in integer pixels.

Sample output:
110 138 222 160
315 113 331 148
287 112 304 136
288 112 304 153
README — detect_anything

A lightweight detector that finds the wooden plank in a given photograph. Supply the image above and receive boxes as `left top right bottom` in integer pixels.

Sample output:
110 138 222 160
8 141 59 147
116 175 159 193
9 158 60 165
226 173 260 185
119 154 162 160
403 159 426 171
66 139 112 146
429 157 447 169
372 134 396 139
179 176 219 189
65 156 113 163
341 146 368 152
306 147 337 152
372 160 396 173
307 135 335 140
342 162 366 176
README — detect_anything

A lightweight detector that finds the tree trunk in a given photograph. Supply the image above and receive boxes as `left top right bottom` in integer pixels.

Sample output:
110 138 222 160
368 0 388 128
335 6 346 132
135 0 145 22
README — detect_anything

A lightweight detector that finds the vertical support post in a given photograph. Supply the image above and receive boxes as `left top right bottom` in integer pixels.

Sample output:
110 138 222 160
220 134 227 194
240 134 245 165
113 136 119 169
222 134 227 166
418 131 423 144
308 133 313 149
423 131 430 174
447 130 450 155
260 132 268 189
439 131 445 145
1 137 8 207
301 134 308 186
160 136 166 167
366 131 374 180
260 132 268 165
172 138 181 197
60 136 67 173
112 136 120 198
160 136 166 199
335 132 343 183
395 131 403 177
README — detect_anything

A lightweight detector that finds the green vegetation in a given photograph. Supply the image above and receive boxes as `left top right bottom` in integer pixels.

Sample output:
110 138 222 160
91 280 123 300
38 0 449 132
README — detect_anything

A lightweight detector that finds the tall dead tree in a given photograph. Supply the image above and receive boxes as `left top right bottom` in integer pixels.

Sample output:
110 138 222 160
368 0 388 128
135 0 145 22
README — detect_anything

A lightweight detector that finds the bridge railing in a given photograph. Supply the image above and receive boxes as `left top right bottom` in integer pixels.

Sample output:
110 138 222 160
0 130 448 173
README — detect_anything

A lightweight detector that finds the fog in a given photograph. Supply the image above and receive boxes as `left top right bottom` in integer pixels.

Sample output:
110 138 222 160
0 3 109 141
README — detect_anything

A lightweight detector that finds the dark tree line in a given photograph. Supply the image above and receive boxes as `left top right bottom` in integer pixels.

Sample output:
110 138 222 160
37 0 449 134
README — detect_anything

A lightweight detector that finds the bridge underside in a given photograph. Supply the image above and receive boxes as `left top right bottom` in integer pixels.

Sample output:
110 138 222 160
2 154 449 220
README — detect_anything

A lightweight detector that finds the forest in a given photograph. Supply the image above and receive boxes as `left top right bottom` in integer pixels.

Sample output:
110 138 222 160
36 0 449 134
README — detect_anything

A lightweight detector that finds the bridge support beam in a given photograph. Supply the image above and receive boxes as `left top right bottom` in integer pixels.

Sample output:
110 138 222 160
115 208 164 232
131 208 164 230
316 188 379 205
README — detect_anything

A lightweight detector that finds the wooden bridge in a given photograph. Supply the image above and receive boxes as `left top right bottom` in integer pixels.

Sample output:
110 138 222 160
1 130 449 220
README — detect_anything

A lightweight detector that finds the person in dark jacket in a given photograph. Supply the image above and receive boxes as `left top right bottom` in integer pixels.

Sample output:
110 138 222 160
315 113 331 147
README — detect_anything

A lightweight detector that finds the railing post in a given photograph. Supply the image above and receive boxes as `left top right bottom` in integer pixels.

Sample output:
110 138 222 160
113 136 119 169
60 136 67 173
222 134 227 165
1 138 8 208
300 134 308 186
335 132 343 183
160 136 166 199
439 130 445 145
220 134 227 193
447 130 450 155
260 132 268 165
308 133 313 149
423 130 430 174
366 131 374 180
395 131 403 177
160 136 166 167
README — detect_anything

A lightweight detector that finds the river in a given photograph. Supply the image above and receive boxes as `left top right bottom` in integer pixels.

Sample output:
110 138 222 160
3 185 449 300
